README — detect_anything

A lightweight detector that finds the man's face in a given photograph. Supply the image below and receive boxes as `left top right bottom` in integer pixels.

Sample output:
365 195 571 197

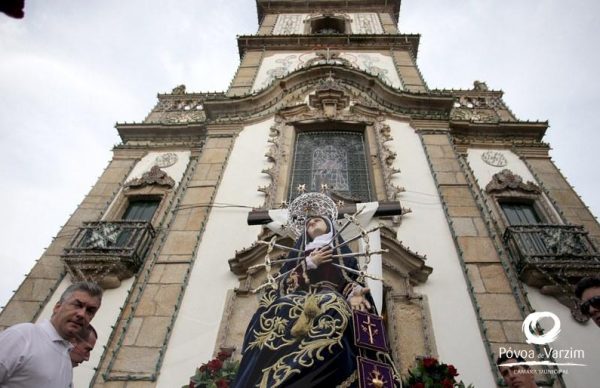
498 358 537 388
51 290 101 340
70 332 97 367
581 286 600 327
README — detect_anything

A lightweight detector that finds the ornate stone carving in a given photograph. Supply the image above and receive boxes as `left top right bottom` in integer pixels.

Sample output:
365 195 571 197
503 224 600 322
144 93 205 124
373 119 403 201
155 152 178 168
473 80 488 91
309 74 351 117
450 80 516 122
171 84 186 94
124 165 175 189
352 13 383 34
451 108 500 123
272 14 305 35
62 221 156 289
481 150 507 167
258 119 285 208
485 169 541 194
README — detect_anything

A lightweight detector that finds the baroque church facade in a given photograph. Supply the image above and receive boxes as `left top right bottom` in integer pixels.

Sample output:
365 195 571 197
1 1 599 387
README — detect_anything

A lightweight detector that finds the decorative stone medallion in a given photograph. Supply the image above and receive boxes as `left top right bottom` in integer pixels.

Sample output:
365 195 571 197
481 150 507 167
155 152 178 168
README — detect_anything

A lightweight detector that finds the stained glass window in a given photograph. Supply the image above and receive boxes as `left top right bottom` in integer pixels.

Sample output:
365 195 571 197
288 131 372 202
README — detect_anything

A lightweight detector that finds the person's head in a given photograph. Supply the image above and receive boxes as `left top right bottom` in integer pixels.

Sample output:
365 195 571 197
497 354 537 388
70 325 97 367
306 216 332 241
51 281 103 340
575 277 600 327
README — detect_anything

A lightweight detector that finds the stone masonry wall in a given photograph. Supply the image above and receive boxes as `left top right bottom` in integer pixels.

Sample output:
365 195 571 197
524 156 600 248
95 134 235 387
0 152 139 330
418 130 537 385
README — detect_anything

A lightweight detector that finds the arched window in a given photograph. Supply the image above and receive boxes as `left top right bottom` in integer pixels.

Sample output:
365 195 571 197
310 16 346 34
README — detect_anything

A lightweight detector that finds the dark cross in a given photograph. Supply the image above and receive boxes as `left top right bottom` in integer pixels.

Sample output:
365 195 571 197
247 201 403 225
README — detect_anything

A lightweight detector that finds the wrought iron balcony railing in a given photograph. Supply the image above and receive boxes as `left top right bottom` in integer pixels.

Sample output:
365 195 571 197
62 221 156 288
503 224 600 286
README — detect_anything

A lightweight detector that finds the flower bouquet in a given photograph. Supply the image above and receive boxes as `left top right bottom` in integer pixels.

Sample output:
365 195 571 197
403 357 474 388
184 350 239 388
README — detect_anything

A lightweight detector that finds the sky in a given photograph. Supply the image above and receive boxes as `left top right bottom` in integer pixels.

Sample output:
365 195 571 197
0 0 598 309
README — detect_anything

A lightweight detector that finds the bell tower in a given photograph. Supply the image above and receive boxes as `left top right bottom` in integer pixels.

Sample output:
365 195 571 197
227 0 426 98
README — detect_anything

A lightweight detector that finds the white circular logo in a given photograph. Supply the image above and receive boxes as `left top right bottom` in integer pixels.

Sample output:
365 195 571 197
522 312 561 345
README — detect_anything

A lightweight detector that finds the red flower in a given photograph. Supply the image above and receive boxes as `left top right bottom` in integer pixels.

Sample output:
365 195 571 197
217 350 232 361
441 378 453 388
422 357 438 369
189 382 195 388
411 383 425 388
206 358 223 373
216 378 229 388
447 364 459 377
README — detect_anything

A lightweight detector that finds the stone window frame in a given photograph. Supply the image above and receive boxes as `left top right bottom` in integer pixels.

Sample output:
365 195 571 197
488 190 561 231
484 169 561 231
104 185 173 228
284 121 377 203
304 14 352 34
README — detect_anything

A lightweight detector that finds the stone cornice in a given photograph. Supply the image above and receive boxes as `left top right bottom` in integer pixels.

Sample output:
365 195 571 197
255 0 401 24
115 123 206 143
450 120 548 141
236 33 420 59
202 65 453 121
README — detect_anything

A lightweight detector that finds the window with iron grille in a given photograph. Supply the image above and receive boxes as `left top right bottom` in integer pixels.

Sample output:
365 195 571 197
288 131 372 202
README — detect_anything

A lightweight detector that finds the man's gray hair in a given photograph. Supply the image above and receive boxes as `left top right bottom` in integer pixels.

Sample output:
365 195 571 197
59 281 103 303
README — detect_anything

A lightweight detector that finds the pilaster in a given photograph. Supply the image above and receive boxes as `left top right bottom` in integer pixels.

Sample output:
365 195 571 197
93 133 237 386
417 127 545 386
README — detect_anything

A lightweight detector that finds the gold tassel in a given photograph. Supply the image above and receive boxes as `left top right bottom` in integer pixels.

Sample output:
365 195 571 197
291 294 321 337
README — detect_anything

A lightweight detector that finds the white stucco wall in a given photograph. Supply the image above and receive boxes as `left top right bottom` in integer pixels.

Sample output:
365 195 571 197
466 148 536 187
349 13 384 34
525 286 600 387
466 148 562 223
272 14 310 35
272 13 383 35
156 119 273 388
252 51 402 92
36 276 135 387
103 151 191 219
386 120 495 387
125 151 190 189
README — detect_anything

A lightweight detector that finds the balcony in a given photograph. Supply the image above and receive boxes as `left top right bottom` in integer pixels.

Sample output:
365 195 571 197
503 224 600 290
62 221 156 288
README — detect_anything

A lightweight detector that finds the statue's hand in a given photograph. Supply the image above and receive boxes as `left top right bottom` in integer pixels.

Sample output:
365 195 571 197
349 287 371 312
308 246 332 267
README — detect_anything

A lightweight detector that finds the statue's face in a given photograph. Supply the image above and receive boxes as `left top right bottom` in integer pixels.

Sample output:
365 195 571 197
307 217 328 240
